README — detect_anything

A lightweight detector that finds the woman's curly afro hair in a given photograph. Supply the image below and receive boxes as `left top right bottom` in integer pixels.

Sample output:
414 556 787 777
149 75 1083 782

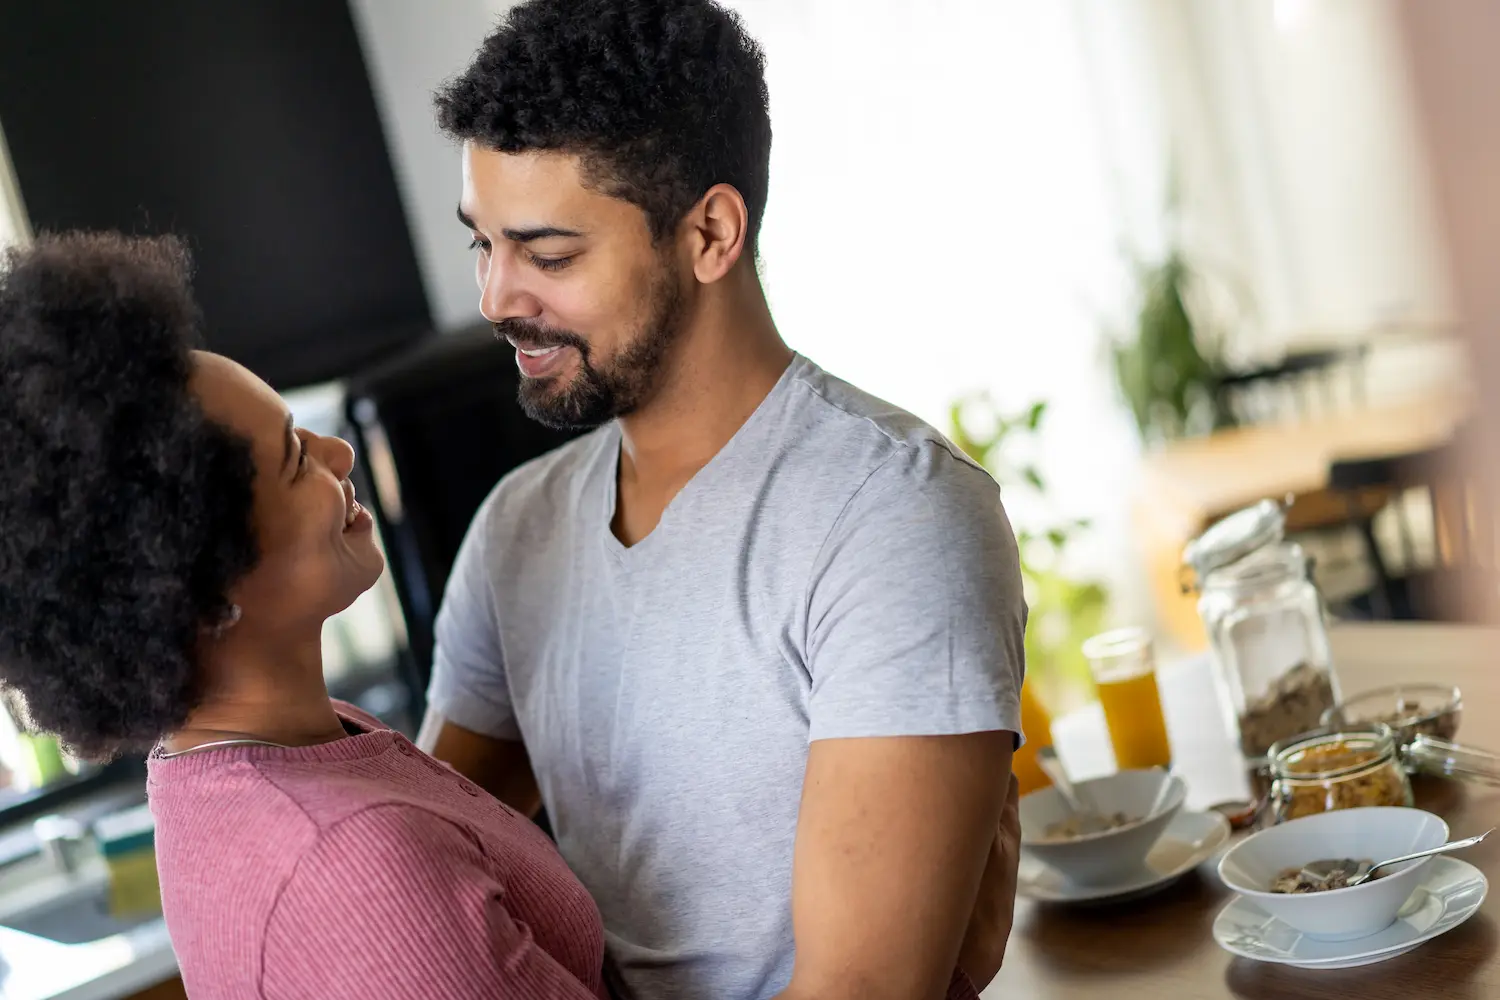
436 0 773 249
0 232 259 759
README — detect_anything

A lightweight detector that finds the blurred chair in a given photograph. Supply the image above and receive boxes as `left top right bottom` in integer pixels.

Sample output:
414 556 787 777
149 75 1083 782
1216 344 1369 426
343 323 581 711
1327 424 1494 622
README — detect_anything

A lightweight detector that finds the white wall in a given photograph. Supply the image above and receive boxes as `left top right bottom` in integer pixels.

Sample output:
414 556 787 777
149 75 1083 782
725 0 1152 623
347 0 519 331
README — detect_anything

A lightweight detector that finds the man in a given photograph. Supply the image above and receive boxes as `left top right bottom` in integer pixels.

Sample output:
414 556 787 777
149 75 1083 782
418 2 1026 998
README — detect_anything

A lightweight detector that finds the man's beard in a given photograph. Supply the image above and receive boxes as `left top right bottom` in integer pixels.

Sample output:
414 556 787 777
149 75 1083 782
496 271 684 431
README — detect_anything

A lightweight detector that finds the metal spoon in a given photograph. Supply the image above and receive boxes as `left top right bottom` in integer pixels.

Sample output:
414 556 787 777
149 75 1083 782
1300 828 1493 888
1036 747 1113 835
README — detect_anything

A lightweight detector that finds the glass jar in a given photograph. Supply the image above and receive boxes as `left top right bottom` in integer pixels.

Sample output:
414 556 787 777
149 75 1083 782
1184 501 1340 764
1321 684 1463 773
1269 724 1414 823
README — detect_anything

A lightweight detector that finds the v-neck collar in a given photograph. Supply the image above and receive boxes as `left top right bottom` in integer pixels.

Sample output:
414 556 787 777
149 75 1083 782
601 354 806 562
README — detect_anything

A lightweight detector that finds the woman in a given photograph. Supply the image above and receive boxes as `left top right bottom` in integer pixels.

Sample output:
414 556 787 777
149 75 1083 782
0 232 608 999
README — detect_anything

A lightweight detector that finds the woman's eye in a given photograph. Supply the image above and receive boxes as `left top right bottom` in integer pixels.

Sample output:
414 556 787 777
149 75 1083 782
526 252 574 273
467 236 491 253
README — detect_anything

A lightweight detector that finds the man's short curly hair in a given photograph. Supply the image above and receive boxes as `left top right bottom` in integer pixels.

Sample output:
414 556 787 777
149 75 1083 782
0 232 259 759
436 0 772 250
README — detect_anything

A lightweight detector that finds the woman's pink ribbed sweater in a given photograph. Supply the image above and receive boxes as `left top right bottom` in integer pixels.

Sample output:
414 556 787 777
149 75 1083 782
146 703 608 1000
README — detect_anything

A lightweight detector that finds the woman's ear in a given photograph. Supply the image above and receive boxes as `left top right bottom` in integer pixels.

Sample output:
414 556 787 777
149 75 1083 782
208 603 242 639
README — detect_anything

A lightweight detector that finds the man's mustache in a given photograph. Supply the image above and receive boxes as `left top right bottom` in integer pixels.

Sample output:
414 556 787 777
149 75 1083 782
492 319 589 356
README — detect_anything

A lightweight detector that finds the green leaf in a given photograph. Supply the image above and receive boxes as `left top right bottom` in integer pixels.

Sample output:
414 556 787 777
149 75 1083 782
1025 401 1048 430
1022 466 1045 491
1045 528 1067 550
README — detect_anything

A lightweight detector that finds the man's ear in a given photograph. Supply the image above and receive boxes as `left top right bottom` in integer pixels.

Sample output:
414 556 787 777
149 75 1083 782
683 183 749 283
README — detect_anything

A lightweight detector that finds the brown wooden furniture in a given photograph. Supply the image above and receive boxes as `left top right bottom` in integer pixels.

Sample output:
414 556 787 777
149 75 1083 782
987 622 1499 999
1135 391 1470 648
1328 424 1497 623
125 977 187 1000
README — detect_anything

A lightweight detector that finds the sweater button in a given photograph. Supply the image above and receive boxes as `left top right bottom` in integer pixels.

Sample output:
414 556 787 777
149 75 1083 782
460 782 480 796
395 741 413 755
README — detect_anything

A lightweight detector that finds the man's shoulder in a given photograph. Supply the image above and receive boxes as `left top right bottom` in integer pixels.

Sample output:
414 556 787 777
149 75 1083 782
782 357 997 499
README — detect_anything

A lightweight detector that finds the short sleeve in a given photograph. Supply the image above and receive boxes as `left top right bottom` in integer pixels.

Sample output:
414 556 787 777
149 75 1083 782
805 445 1026 744
261 806 605 1000
428 503 520 739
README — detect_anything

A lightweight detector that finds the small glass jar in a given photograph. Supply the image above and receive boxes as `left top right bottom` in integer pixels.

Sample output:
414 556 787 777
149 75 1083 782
1269 724 1414 824
1321 684 1463 772
1185 501 1340 764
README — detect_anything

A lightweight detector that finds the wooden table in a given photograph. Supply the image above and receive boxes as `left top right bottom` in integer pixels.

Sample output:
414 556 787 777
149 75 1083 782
1134 392 1469 649
986 622 1499 1000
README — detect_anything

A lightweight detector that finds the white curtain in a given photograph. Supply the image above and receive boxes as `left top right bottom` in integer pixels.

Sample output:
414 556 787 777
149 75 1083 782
1127 0 1458 388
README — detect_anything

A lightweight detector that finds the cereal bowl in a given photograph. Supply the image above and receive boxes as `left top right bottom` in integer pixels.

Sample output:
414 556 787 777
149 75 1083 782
1218 807 1448 941
1020 770 1186 887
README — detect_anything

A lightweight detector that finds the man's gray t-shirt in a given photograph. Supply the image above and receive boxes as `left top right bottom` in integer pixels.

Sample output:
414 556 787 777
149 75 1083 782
429 354 1026 1000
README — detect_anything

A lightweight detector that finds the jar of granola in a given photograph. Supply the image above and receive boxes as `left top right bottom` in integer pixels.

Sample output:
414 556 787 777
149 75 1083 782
1184 500 1341 765
1268 723 1413 824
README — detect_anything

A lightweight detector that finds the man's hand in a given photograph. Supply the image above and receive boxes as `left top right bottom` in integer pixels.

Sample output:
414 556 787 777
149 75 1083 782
957 773 1021 991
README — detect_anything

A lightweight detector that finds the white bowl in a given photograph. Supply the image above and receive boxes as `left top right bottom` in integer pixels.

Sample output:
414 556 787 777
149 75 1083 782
1217 807 1449 942
1019 770 1187 886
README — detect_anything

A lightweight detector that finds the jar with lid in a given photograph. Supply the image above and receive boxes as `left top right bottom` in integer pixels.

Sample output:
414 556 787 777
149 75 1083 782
1183 500 1341 764
1269 723 1413 823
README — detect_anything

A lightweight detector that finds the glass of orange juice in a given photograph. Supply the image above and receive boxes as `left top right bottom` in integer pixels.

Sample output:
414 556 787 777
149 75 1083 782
1083 627 1172 771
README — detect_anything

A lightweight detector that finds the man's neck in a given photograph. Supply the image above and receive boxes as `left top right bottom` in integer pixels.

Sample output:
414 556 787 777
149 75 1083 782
618 280 792 487
610 276 790 546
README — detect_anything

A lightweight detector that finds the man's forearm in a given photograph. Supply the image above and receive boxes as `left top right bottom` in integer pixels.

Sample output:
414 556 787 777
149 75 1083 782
775 968 978 1000
416 709 543 816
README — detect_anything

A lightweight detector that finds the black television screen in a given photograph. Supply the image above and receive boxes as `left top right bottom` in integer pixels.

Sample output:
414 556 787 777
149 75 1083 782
0 0 431 390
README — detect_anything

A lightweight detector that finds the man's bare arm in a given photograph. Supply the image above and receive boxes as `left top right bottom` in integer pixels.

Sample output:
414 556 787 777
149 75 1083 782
776 731 1013 1000
417 708 542 818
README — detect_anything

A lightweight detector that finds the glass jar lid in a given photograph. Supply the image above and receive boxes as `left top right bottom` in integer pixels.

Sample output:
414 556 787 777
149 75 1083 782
1404 735 1500 786
1183 499 1287 584
1270 724 1398 781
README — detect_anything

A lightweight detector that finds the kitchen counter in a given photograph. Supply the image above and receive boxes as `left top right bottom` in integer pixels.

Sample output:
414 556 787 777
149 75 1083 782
0 918 175 1000
0 787 178 1000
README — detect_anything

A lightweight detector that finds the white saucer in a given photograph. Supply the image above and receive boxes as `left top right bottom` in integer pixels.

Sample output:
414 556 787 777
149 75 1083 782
1019 809 1230 904
1214 855 1488 969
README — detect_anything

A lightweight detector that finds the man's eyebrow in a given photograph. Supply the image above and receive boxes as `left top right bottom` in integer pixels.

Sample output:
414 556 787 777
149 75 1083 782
456 206 585 244
500 225 586 243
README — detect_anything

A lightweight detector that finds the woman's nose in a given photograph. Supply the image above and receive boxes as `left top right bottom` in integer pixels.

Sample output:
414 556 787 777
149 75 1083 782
316 434 357 481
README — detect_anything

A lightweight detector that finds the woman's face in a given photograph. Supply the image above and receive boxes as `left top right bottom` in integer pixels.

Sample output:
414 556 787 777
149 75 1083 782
190 352 384 631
